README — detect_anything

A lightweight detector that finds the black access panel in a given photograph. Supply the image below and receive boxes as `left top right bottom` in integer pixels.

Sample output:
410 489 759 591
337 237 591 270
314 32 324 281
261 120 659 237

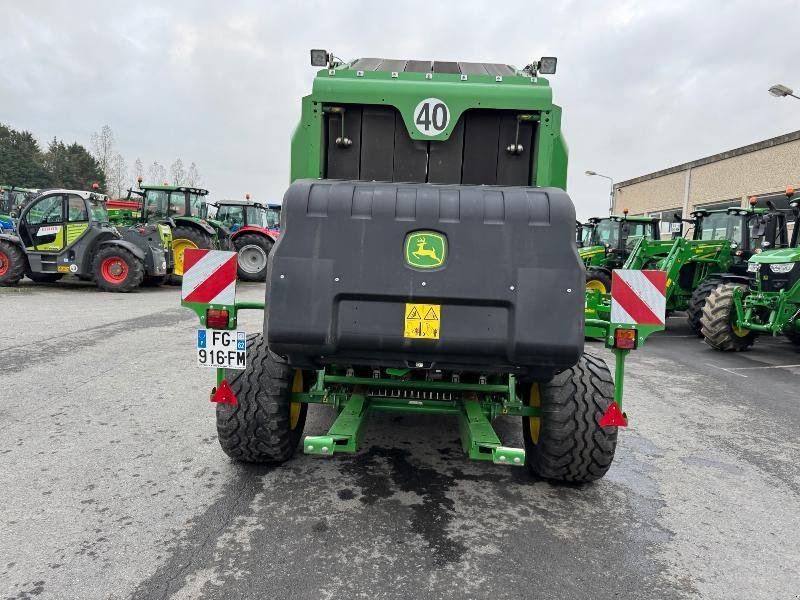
360 106 396 182
496 112 535 186
427 117 464 184
461 110 501 185
325 105 363 180
392 111 428 183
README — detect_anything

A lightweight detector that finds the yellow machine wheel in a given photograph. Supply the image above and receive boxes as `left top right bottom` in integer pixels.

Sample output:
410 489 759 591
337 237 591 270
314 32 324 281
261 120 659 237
527 383 541 444
585 279 607 294
290 370 304 430
172 238 198 277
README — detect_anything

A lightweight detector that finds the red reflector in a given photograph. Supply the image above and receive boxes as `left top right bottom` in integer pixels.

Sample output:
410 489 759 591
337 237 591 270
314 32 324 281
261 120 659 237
614 328 637 349
206 308 229 329
211 379 237 404
598 402 627 427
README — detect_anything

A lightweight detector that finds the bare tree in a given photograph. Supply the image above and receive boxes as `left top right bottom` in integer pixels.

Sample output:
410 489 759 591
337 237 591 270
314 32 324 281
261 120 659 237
107 153 128 198
147 161 167 184
132 157 144 185
186 162 202 187
90 125 115 177
170 159 185 185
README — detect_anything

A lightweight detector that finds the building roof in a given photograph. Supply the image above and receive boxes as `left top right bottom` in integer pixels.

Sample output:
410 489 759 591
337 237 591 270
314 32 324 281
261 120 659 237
616 130 800 189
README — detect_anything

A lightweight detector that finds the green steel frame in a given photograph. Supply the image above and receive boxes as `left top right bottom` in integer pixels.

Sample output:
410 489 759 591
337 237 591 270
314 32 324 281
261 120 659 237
183 297 661 468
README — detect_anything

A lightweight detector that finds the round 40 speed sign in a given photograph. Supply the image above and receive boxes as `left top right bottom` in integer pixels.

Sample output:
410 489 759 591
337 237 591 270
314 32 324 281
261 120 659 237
413 98 450 136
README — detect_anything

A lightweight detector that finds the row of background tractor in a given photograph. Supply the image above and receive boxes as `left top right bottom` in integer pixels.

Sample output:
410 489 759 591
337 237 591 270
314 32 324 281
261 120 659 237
0 183 281 292
580 188 800 347
106 179 281 284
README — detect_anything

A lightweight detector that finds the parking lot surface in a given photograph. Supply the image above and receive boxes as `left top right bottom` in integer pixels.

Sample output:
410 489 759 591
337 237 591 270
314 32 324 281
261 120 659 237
1 280 798 600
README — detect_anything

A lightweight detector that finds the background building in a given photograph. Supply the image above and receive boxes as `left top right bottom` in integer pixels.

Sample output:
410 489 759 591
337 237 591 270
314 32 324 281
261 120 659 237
613 130 800 237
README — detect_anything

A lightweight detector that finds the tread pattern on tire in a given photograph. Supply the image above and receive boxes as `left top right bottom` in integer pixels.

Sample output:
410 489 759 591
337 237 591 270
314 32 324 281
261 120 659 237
700 282 756 351
585 267 612 293
234 233 273 282
92 246 144 292
216 333 306 463
687 278 721 335
168 226 213 285
0 240 26 286
524 353 617 483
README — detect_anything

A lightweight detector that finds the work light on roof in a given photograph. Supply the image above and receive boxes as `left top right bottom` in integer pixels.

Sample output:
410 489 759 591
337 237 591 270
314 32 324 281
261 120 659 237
310 49 330 67
537 57 557 75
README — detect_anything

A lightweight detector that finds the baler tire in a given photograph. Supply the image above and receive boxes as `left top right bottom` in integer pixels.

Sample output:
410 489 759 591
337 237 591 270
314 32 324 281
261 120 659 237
700 283 756 351
523 353 618 483
234 233 273 282
0 240 26 286
687 278 722 336
585 268 612 295
216 333 308 463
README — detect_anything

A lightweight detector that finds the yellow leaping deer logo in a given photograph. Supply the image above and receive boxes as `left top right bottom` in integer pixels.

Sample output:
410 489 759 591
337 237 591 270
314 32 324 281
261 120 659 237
405 231 447 269
412 237 440 262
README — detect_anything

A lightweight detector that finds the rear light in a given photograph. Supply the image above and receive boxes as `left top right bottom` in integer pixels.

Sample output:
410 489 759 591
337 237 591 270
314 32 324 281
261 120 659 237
206 308 230 329
614 328 637 349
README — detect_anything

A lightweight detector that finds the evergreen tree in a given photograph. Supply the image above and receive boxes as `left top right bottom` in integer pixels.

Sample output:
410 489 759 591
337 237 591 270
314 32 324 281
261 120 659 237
0 123 51 186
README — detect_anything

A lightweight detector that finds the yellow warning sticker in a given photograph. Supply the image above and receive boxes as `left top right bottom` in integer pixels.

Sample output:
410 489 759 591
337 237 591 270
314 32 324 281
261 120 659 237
57 265 70 273
404 303 441 340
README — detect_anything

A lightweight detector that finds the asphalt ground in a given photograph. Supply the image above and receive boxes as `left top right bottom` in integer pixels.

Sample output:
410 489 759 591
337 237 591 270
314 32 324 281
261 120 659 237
1 279 798 600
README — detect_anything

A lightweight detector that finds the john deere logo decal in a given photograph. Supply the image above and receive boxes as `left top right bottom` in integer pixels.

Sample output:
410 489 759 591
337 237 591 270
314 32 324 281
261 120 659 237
405 231 447 269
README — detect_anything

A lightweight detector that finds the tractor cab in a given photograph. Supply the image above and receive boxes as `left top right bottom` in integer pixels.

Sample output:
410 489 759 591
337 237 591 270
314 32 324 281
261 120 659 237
581 213 660 269
575 221 594 248
691 204 788 275
205 197 280 281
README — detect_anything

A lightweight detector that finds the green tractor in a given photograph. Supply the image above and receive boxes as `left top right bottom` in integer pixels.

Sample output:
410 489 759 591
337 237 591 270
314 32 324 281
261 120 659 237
585 201 788 334
579 211 661 293
701 190 800 350
128 180 231 283
181 51 663 483
0 188 153 291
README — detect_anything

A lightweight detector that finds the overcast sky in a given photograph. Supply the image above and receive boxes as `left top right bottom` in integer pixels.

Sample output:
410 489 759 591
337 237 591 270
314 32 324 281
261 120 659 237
2 0 798 218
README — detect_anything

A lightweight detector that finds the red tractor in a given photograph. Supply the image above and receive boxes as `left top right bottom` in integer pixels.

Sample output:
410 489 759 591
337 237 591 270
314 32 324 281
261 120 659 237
206 196 281 281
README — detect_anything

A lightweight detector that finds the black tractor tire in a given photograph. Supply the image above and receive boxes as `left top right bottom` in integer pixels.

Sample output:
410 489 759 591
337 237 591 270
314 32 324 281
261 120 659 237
522 353 618 483
700 283 757 351
783 330 800 346
167 226 213 285
687 278 721 336
92 246 145 293
0 240 26 286
585 268 612 295
234 233 273 282
216 333 308 463
26 271 63 284
141 275 167 287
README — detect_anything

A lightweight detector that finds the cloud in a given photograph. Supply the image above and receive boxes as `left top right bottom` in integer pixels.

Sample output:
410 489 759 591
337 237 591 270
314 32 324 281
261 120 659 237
1 0 798 217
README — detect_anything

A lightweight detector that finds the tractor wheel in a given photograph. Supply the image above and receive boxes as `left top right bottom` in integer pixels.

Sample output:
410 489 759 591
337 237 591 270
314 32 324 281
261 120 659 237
686 278 721 336
26 271 63 284
216 333 308 463
522 353 617 483
92 246 144 293
234 233 273 282
700 283 756 351
0 240 25 286
168 226 213 285
585 268 612 295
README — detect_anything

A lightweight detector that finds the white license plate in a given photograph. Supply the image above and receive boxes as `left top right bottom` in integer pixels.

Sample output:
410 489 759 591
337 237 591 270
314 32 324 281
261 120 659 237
747 262 759 273
197 329 247 369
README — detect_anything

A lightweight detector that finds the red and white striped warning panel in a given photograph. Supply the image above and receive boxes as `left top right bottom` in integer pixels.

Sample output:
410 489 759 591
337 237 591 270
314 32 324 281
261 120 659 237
181 249 237 305
611 270 667 325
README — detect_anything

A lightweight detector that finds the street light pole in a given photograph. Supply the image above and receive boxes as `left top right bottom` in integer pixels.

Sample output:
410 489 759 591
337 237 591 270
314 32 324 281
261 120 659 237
768 83 800 100
585 170 615 214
